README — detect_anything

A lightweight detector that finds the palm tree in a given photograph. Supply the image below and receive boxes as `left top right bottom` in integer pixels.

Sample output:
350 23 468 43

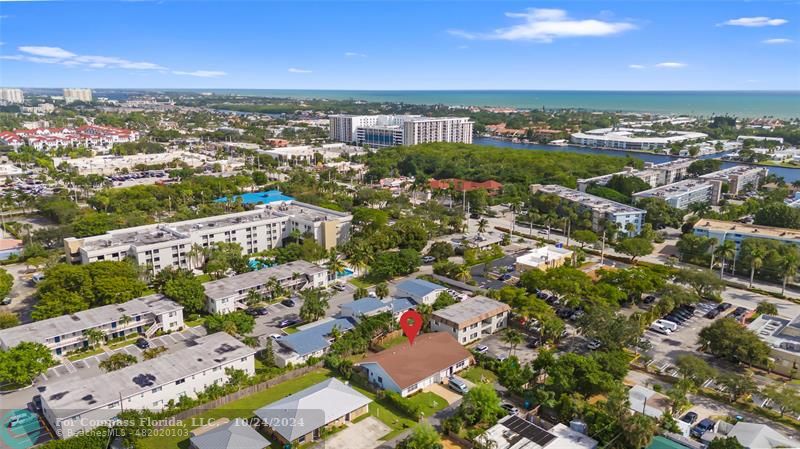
84 328 105 349
416 303 433 330
707 237 719 270
689 201 712 218
714 240 736 279
353 286 369 300
119 314 132 333
299 288 331 322
246 289 263 306
477 218 488 234
454 264 471 282
502 329 524 356
326 250 346 281
375 282 390 299
779 248 800 295
187 243 206 271
745 246 766 288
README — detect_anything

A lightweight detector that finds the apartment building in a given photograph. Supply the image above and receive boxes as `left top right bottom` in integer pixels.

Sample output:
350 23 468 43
577 159 695 192
63 202 352 272
63 88 93 103
531 184 646 236
203 261 329 314
0 88 24 104
633 179 721 209
430 296 511 345
570 128 707 151
0 294 183 356
329 114 473 147
274 318 356 367
692 219 800 256
748 314 800 377
701 166 768 196
42 332 256 438
515 245 573 272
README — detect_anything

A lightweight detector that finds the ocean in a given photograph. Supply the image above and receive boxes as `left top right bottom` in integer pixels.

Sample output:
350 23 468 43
202 89 800 119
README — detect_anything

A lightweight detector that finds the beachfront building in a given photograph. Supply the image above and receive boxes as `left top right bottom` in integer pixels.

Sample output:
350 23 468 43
632 179 721 209
356 332 472 397
329 114 473 147
42 332 256 438
0 294 183 355
203 260 329 314
0 88 24 104
691 219 800 256
570 128 707 152
63 202 352 272
430 295 511 344
700 166 768 196
515 245 574 272
531 184 646 236
63 88 92 103
254 378 371 446
273 318 356 367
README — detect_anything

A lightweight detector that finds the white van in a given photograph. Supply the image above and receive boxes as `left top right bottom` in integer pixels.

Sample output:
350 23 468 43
448 376 469 394
650 322 673 335
31 273 45 285
654 319 678 332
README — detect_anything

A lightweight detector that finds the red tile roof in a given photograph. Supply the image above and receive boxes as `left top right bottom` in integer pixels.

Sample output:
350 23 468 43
429 178 503 192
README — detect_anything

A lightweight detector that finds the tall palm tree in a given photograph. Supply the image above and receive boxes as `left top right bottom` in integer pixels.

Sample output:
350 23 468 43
84 328 105 349
714 240 736 279
454 264 471 282
745 246 766 288
325 250 346 281
707 237 719 270
375 282 390 299
779 247 800 295
477 218 488 234
299 288 331 322
502 329 524 356
187 243 206 271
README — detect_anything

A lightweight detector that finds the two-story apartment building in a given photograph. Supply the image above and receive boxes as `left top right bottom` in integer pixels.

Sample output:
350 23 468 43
63 202 351 273
42 332 255 438
430 296 511 345
0 294 183 356
203 260 329 314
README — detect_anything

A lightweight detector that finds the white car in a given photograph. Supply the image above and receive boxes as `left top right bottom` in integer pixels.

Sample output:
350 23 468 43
422 256 436 263
587 339 602 350
269 334 282 340
474 345 489 354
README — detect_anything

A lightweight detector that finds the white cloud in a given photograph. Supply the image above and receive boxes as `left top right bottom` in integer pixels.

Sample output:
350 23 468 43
344 52 366 57
19 46 76 59
4 45 221 76
762 38 793 44
172 70 227 78
448 8 636 42
722 16 788 27
288 67 312 73
655 62 687 68
628 64 645 69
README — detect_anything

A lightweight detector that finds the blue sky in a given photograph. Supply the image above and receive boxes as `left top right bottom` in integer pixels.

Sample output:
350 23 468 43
0 1 798 90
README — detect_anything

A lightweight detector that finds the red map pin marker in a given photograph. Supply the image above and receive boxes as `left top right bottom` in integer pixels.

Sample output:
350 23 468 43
399 310 423 346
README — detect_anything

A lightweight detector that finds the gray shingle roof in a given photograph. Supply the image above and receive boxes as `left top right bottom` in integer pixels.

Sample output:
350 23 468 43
277 318 355 356
190 418 270 449
203 261 326 301
395 279 444 299
254 378 371 442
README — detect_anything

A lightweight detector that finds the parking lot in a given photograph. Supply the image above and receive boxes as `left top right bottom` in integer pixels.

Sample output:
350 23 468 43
475 331 540 365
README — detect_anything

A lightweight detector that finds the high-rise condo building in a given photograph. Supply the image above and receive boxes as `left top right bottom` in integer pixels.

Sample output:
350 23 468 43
0 88 24 104
63 88 93 103
329 114 473 147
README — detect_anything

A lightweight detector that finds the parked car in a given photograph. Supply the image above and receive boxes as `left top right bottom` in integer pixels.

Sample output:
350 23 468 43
501 403 519 415
705 309 721 319
732 306 748 318
691 418 716 438
332 283 346 291
0 297 10 306
500 273 512 281
7 413 37 428
30 273 45 285
495 353 509 362
470 213 480 219
587 339 602 350
422 256 436 263
643 295 657 304
527 339 540 349
717 302 733 312
474 345 489 354
278 319 301 328
650 322 673 335
680 411 698 424
270 334 282 340
681 304 697 313
246 307 269 316
448 376 469 394
135 338 150 349
281 299 296 307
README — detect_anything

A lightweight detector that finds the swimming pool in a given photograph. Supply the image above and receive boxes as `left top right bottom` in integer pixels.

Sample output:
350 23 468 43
215 190 294 205
337 268 354 278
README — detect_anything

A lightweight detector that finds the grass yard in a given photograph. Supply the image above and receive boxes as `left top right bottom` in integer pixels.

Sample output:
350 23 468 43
138 369 333 449
350 384 447 441
460 366 498 385
348 277 374 289
377 334 411 350
66 346 105 361
107 337 140 351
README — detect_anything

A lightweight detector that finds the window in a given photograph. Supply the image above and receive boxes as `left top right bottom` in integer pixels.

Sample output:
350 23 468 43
152 386 162 393
176 379 185 385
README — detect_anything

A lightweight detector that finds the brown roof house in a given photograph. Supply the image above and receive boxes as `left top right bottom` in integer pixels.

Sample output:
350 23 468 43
356 332 473 397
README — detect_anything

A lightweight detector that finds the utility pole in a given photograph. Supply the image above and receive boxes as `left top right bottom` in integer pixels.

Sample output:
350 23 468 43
600 231 606 265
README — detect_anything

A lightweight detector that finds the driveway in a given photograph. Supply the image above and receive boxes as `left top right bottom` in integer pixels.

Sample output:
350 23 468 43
424 383 461 405
318 416 390 449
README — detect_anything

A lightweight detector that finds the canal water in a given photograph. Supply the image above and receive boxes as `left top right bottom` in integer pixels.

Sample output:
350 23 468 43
474 137 800 184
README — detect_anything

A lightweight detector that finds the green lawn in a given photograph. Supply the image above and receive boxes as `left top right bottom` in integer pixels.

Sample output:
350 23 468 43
460 366 498 385
107 337 140 351
378 335 411 350
283 325 300 335
348 277 374 289
138 369 333 449
350 384 447 441
66 346 105 361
